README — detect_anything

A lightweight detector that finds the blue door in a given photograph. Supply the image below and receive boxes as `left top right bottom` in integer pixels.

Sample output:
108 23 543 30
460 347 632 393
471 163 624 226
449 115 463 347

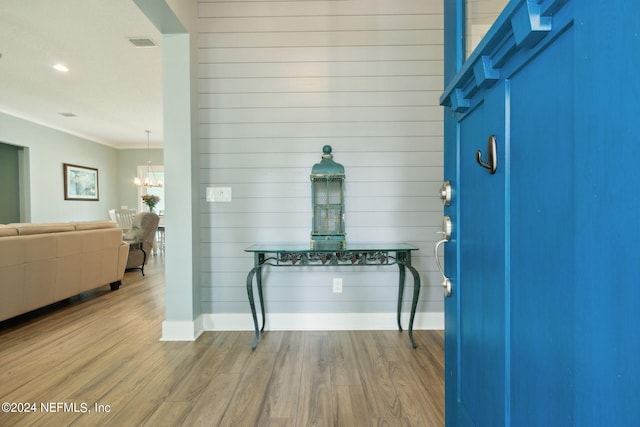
442 1 640 426
444 81 509 426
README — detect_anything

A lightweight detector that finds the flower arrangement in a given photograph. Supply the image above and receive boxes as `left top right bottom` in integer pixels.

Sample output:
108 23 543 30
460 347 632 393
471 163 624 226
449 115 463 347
141 194 160 212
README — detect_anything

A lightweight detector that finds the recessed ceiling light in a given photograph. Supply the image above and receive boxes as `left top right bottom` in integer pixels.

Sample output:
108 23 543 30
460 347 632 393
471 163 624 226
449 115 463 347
53 63 69 72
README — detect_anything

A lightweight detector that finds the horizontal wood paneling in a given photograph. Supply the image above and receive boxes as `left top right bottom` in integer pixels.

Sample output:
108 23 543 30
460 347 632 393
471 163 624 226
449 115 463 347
200 122 441 138
199 15 442 33
205 280 444 301
198 0 444 317
200 91 442 108
199 45 442 63
206 300 444 315
200 226 437 246
201 197 440 216
199 151 442 168
199 1 442 17
199 76 442 93
200 136 443 153
200 166 444 183
200 30 442 48
200 212 436 230
200 60 443 78
200 106 442 123
200 182 442 198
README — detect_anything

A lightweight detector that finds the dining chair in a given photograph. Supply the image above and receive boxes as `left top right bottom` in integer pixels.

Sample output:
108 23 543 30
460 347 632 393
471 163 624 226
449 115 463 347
110 209 137 232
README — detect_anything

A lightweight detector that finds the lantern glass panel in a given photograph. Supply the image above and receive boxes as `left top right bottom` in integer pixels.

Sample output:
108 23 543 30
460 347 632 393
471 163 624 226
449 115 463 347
312 178 344 234
310 146 346 249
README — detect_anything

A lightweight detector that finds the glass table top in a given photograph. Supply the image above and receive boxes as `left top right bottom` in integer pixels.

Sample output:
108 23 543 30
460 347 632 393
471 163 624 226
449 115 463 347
245 243 419 252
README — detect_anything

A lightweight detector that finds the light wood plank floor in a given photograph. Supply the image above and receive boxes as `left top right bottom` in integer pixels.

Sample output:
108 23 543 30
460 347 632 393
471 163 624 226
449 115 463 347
0 257 444 427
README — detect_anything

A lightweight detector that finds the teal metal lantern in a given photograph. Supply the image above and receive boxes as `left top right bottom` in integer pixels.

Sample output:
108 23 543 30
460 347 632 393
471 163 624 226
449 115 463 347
310 145 346 249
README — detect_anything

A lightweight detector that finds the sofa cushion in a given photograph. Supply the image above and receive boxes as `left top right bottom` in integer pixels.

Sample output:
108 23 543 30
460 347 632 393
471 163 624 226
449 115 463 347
74 220 118 231
0 225 18 237
10 223 76 235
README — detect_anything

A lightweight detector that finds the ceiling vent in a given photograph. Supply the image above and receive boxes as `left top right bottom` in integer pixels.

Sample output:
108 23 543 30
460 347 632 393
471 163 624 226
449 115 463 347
127 37 157 48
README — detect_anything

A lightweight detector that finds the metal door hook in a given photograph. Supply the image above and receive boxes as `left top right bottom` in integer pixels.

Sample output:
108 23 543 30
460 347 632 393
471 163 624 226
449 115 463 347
476 135 498 174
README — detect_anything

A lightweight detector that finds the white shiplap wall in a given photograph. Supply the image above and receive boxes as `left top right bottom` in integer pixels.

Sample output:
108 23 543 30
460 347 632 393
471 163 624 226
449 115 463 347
197 0 444 326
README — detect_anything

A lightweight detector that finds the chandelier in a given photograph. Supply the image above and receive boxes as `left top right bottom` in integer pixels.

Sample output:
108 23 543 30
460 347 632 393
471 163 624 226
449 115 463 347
133 130 163 188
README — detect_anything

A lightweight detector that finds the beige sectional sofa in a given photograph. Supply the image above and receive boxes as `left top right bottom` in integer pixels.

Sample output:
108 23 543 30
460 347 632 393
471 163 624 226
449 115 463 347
0 220 128 322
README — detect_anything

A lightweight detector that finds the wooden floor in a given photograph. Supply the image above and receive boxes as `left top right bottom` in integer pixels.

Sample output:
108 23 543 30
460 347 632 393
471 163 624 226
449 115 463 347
0 257 444 427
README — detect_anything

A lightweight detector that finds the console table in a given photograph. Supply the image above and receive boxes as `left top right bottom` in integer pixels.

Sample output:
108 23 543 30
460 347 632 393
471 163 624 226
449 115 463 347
245 243 421 349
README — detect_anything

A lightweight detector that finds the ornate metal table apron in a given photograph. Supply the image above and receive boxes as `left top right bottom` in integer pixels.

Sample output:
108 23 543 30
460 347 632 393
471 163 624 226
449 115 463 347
245 243 420 349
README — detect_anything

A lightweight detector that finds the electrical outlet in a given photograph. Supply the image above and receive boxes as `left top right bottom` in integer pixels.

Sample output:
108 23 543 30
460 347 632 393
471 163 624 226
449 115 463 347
333 278 343 293
206 187 232 202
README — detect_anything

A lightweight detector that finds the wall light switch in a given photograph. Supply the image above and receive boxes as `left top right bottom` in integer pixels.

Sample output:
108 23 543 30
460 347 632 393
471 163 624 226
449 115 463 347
206 187 232 202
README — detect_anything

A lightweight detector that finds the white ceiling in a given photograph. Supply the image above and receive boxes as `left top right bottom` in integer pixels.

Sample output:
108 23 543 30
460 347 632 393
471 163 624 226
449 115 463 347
0 0 163 149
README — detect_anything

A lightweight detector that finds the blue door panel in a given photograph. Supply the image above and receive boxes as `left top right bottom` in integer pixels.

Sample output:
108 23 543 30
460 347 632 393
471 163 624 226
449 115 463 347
572 3 640 425
509 25 575 427
456 82 508 426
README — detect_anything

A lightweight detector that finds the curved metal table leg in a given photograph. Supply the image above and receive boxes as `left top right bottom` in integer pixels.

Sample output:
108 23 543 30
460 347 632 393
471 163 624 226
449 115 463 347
256 265 266 333
397 257 421 349
246 265 263 349
397 263 406 331
404 262 421 349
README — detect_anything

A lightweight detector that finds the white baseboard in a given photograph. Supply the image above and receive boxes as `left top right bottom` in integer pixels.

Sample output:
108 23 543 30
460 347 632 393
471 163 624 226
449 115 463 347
161 312 444 341
160 316 204 341
201 312 444 332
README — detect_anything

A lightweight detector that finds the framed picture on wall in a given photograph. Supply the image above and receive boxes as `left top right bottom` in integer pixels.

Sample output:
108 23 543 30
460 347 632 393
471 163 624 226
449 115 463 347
63 163 99 201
